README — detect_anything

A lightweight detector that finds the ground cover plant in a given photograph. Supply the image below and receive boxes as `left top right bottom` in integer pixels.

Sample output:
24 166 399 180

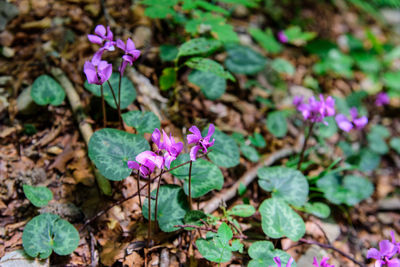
2 0 400 266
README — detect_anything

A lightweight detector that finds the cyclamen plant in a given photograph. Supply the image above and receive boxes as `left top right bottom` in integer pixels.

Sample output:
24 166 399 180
367 231 400 266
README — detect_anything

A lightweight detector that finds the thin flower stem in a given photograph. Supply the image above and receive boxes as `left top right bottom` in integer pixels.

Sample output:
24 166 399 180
136 170 142 207
147 174 151 248
117 72 125 130
154 169 164 223
100 84 107 128
188 160 193 210
106 80 123 130
297 122 315 170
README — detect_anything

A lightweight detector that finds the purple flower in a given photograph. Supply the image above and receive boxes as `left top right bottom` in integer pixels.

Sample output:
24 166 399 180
83 60 112 85
391 231 400 254
88 25 116 65
294 94 335 124
127 151 164 177
271 256 294 267
376 92 390 107
116 38 141 75
152 128 164 152
335 107 368 132
367 240 399 267
187 124 215 161
278 31 288 43
162 130 183 169
312 257 334 267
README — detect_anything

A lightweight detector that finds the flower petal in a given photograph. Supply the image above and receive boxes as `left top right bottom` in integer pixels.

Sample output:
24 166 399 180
336 114 353 132
88 34 103 45
366 248 381 260
94 25 106 38
189 125 202 138
190 145 200 161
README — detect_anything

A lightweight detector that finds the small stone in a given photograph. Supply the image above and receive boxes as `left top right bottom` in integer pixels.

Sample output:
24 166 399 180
47 146 63 155
297 245 328 267
2 47 14 58
378 212 394 224
17 86 39 115
233 5 249 18
0 250 49 267
378 197 400 211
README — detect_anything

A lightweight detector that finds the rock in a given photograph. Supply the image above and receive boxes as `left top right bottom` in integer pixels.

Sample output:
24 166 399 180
2 47 14 58
133 26 152 49
378 197 400 211
17 87 39 115
319 220 341 243
233 5 249 18
39 202 83 222
378 212 394 224
0 250 49 267
297 245 328 267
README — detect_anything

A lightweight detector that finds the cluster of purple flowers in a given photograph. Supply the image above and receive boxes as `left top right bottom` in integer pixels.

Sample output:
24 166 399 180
367 231 400 267
271 256 333 267
83 25 141 85
376 92 390 107
128 124 215 176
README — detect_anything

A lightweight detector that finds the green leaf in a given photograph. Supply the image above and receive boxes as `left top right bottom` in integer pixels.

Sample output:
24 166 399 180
170 154 224 198
266 111 288 138
23 185 53 208
313 49 354 78
317 174 374 206
142 0 178 18
185 57 235 81
188 70 226 100
390 137 400 154
271 58 295 76
259 198 305 241
142 185 190 232
249 27 282 54
88 128 150 181
357 149 381 171
284 26 316 46
22 213 79 259
160 45 178 62
202 128 240 168
31 75 65 106
248 241 296 267
228 204 255 217
249 132 266 148
240 144 259 162
368 132 388 155
225 45 267 75
258 167 309 206
316 117 338 138
159 67 177 90
303 202 330 219
184 210 208 226
121 111 160 134
231 132 246 145
178 38 221 58
84 72 136 109
352 51 381 74
196 223 241 263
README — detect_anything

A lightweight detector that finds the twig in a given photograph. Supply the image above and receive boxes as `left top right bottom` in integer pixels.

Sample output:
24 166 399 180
174 224 247 239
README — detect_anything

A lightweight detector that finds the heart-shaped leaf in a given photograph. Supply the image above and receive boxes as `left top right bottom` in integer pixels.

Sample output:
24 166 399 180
160 44 178 62
249 27 282 54
259 198 305 241
258 167 309 206
188 70 226 100
240 144 259 162
225 45 267 75
22 213 79 259
390 137 400 154
227 204 255 217
202 128 240 168
185 57 235 81
23 185 53 208
249 132 266 148
142 185 190 232
31 75 65 106
266 111 288 138
170 154 223 198
184 210 208 226
248 241 296 267
178 38 221 58
84 72 136 109
303 202 330 219
88 128 150 181
271 58 295 76
121 111 160 134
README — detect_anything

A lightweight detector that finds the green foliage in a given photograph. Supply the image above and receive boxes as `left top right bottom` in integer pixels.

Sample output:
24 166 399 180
240 144 259 162
383 71 400 92
203 128 240 168
303 202 331 219
249 132 266 148
22 213 79 259
182 0 229 15
185 57 235 81
258 167 309 206
121 110 160 134
170 154 224 197
316 117 338 138
31 75 65 106
227 204 255 217
141 0 178 18
225 45 267 75
23 185 53 208
178 38 222 58
368 125 390 155
184 210 208 227
160 67 177 90
249 27 282 54
390 137 400 154
248 241 296 267
188 70 226 100
259 198 305 241
218 0 260 7
88 128 150 181
160 44 178 62
142 185 190 232
271 58 295 76
284 26 316 46
313 49 354 78
84 73 136 109
196 223 243 263
266 111 288 138
317 174 374 206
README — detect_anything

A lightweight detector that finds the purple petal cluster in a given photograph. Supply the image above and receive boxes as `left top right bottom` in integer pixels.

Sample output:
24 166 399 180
187 124 215 161
278 31 289 43
335 107 368 132
128 128 183 176
116 38 141 75
312 257 334 267
271 256 294 267
293 95 335 124
367 231 400 267
375 92 390 107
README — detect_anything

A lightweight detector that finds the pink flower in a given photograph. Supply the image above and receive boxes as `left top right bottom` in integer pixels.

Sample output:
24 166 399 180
127 151 164 177
375 92 390 107
152 128 164 152
278 31 288 43
271 256 294 267
294 95 335 124
187 124 215 161
391 231 400 254
335 107 368 132
312 257 334 267
162 130 183 169
83 60 112 85
116 38 141 75
88 25 116 65
367 240 399 267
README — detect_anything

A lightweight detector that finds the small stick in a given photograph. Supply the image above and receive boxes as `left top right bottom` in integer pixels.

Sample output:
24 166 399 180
100 84 107 128
136 170 142 207
188 160 193 210
155 169 164 223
